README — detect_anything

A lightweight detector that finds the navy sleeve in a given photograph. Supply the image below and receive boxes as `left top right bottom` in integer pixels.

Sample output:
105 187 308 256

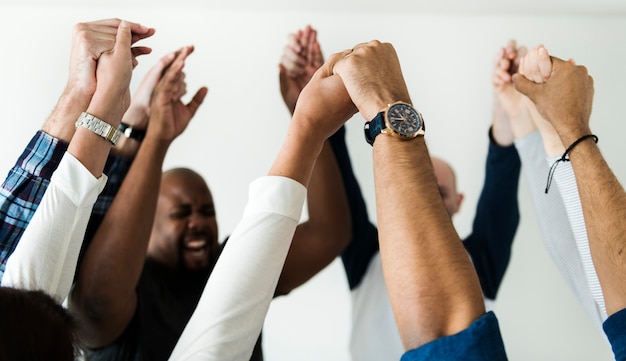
463 128 521 300
329 126 380 290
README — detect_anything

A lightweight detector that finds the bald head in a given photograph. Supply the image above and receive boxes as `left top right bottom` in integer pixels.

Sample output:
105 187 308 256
148 167 219 271
431 157 464 217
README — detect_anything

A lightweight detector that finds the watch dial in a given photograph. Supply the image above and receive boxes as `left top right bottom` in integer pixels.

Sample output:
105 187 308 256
387 103 421 137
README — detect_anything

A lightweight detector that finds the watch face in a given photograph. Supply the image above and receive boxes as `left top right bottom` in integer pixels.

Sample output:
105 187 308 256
385 103 422 137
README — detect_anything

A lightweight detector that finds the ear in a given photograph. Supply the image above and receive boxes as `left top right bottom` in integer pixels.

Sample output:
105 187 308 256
454 192 465 215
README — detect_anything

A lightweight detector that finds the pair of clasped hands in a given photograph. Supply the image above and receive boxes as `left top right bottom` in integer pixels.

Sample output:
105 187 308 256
292 39 593 153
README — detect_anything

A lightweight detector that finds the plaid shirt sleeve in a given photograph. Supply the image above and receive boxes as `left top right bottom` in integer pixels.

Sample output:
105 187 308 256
0 130 133 280
0 131 68 278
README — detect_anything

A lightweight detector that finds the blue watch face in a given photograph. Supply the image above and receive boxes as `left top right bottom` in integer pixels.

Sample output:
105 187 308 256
386 103 422 137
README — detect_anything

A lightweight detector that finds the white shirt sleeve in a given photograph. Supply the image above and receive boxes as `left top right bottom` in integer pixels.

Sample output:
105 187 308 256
1 152 107 303
169 175 306 361
515 131 605 328
551 153 607 320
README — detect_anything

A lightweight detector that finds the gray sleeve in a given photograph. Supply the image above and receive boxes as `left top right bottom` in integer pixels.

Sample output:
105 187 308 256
515 131 604 328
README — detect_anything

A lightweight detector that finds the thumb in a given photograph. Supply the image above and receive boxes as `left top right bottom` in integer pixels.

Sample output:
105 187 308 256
319 50 349 80
185 87 209 117
512 73 539 101
115 20 132 55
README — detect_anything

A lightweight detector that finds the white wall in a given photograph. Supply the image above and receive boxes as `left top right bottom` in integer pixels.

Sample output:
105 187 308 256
1 6 624 361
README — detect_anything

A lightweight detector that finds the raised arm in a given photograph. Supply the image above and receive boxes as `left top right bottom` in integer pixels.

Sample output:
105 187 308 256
70 47 208 348
0 19 154 279
169 50 356 361
514 48 626 315
333 41 507 360
275 25 351 294
463 40 523 301
2 21 147 300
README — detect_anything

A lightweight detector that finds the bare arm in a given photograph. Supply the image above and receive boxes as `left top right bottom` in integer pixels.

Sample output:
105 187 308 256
276 25 351 294
42 18 154 143
1 21 139 299
514 49 626 316
333 41 485 350
70 47 208 347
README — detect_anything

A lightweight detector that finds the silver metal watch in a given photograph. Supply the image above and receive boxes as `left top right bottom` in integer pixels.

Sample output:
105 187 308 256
75 112 122 145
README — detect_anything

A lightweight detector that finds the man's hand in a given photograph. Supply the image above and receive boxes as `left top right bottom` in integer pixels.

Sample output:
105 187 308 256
122 50 187 130
513 45 595 144
145 46 208 143
491 40 533 144
86 20 153 129
332 41 411 121
292 51 357 142
279 25 324 114
66 18 154 103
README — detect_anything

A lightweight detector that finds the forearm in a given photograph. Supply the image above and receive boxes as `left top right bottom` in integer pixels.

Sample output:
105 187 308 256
1 153 105 302
41 86 91 143
374 136 485 350
568 140 626 316
464 131 520 300
552 156 606 320
169 176 306 361
278 141 350 294
515 131 604 326
71 136 169 343
268 118 324 187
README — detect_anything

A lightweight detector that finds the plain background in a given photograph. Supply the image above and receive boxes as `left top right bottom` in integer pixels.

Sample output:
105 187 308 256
1 3 625 360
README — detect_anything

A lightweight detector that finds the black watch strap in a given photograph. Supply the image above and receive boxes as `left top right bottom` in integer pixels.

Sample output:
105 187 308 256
364 112 385 146
118 122 146 142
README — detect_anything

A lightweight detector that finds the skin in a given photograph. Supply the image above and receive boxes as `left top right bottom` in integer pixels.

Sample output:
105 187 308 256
71 27 352 351
41 18 154 144
333 40 486 350
514 46 626 316
148 168 219 271
0 19 148 359
431 157 464 217
71 46 208 347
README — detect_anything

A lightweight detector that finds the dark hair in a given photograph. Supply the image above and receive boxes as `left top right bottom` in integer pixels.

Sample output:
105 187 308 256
0 287 77 361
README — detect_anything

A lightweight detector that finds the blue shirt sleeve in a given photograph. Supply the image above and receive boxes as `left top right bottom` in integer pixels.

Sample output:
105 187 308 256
401 311 508 361
463 128 521 300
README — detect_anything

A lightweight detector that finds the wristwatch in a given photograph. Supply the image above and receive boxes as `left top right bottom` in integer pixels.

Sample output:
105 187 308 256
118 122 146 142
75 112 122 145
364 101 425 146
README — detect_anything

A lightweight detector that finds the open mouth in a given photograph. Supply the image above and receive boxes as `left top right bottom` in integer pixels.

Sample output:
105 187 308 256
184 239 208 257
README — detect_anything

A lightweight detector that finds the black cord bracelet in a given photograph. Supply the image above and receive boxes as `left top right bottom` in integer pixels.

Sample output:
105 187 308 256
545 134 598 194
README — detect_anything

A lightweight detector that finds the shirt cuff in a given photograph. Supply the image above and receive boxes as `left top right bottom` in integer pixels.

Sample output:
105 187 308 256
247 176 306 222
51 153 108 208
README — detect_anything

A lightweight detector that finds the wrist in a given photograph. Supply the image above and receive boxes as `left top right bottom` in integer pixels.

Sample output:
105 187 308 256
40 90 92 143
555 122 592 147
120 106 149 129
87 93 128 129
359 92 412 121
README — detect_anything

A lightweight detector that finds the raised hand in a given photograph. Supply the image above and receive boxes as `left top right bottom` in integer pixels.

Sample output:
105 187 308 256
513 46 595 144
332 41 411 121
66 18 154 103
292 51 357 141
145 46 208 143
86 21 140 127
42 19 154 143
279 25 324 114
122 50 188 130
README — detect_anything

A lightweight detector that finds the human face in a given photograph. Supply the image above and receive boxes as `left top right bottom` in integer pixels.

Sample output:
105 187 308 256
148 169 219 271
431 158 464 217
